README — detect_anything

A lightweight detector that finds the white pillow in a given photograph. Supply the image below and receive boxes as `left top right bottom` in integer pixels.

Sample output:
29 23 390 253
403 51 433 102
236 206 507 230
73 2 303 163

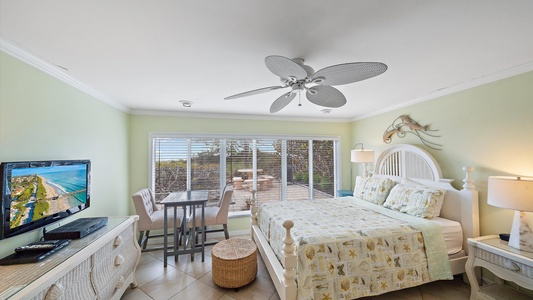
383 183 446 218
353 176 394 205
400 178 447 217
353 176 370 199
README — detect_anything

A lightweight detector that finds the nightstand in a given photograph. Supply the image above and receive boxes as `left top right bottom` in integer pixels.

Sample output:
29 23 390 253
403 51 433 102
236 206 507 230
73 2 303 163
337 190 353 197
465 235 533 300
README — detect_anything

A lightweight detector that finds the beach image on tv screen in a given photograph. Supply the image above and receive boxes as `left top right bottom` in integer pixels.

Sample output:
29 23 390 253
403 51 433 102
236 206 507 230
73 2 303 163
9 164 87 229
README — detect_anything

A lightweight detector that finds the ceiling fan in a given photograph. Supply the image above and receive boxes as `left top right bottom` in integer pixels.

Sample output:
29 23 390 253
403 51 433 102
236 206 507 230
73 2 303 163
224 55 388 113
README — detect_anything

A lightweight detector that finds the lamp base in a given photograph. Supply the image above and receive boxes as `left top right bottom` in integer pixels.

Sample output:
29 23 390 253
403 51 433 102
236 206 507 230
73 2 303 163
508 211 533 253
362 163 371 178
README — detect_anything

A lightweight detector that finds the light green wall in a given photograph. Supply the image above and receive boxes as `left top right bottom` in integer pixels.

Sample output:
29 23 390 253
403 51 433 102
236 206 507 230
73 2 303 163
351 71 533 236
0 52 130 257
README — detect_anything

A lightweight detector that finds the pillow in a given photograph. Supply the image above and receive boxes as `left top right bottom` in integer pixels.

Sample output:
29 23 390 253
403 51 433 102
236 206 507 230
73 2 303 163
353 176 370 199
353 176 394 205
383 183 446 218
400 178 447 216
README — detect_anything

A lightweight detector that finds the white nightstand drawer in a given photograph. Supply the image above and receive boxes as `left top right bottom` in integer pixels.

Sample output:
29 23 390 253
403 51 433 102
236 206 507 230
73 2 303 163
474 247 533 279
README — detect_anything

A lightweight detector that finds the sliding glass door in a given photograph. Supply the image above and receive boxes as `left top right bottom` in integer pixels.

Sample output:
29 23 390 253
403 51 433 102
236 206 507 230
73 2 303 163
150 134 340 213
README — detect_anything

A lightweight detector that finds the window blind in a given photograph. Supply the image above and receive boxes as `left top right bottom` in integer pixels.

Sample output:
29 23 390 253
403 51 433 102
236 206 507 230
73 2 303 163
150 134 340 212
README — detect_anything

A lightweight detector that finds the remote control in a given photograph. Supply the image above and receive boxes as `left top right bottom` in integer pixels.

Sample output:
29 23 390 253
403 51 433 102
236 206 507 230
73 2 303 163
14 240 71 253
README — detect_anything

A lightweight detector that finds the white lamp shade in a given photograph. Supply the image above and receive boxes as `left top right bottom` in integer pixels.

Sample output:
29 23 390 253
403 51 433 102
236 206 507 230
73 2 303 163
487 176 533 212
351 149 374 163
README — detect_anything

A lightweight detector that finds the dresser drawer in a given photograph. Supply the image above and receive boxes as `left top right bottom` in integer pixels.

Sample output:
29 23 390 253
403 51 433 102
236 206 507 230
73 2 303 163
474 247 533 279
31 258 96 300
95 257 137 300
92 237 138 293
91 223 138 293
93 224 135 263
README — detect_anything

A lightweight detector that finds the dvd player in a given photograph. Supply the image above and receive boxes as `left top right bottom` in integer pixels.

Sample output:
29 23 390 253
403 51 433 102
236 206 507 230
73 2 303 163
44 217 108 240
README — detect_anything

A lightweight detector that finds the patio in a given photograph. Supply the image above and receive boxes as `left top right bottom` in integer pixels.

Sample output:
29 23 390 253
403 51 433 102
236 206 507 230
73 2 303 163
202 179 334 213
155 179 335 214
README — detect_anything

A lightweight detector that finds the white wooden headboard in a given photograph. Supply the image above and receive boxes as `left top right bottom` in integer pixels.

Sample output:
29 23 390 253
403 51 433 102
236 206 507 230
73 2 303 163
375 144 443 181
373 144 480 261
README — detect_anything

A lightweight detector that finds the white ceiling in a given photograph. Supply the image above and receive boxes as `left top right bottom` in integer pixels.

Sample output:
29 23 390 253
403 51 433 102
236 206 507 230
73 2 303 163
1 1 533 121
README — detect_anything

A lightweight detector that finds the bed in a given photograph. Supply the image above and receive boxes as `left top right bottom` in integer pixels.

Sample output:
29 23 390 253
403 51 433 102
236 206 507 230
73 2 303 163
250 144 479 300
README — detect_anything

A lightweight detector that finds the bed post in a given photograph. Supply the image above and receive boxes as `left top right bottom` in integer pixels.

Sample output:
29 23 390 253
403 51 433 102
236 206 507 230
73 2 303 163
460 166 480 283
282 220 297 299
460 166 479 242
251 190 258 240
462 166 475 191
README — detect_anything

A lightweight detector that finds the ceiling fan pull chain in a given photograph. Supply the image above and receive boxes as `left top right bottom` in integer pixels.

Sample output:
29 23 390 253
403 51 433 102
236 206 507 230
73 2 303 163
298 90 302 107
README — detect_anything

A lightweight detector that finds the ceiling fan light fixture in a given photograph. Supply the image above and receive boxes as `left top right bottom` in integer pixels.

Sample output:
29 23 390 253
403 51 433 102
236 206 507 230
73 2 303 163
291 82 305 91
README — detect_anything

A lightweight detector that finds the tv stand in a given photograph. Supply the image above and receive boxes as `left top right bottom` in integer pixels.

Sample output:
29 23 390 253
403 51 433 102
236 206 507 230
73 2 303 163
0 216 141 299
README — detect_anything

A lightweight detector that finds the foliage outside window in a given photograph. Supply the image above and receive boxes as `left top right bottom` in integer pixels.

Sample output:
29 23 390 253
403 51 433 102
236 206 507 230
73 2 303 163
150 134 340 213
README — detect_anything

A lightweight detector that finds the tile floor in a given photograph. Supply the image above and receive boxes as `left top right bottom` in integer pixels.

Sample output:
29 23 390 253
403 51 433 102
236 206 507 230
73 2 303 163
121 237 471 300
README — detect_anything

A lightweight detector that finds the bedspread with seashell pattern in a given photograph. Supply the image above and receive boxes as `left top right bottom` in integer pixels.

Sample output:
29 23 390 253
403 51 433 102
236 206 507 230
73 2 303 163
258 198 447 300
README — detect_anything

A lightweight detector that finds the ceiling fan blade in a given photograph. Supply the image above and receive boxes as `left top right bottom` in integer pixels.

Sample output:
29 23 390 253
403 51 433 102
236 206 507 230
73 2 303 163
265 56 308 80
270 92 296 113
312 62 387 86
224 85 287 100
306 85 347 108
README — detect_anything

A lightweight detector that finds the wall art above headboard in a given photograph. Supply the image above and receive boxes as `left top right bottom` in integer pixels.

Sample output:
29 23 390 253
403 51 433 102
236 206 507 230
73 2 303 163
383 114 442 150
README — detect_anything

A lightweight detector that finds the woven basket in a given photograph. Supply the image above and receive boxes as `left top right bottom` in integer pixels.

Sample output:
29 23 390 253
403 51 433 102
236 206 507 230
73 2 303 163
212 238 257 288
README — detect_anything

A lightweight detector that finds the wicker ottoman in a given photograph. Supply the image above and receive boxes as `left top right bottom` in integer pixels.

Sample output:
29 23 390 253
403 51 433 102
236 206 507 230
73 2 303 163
212 238 257 288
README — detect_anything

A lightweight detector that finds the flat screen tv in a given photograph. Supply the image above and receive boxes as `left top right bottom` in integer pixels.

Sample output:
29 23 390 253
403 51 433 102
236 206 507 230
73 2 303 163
0 160 91 240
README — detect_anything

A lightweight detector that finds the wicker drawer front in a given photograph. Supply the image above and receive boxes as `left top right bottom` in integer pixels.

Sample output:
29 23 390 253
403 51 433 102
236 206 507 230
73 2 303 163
92 228 139 294
91 227 138 293
475 247 533 279
31 258 95 300
96 258 137 300
93 224 134 262
93 239 138 296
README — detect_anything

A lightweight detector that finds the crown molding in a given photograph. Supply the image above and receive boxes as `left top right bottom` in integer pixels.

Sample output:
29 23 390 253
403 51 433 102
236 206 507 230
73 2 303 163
351 61 533 121
0 35 129 113
129 108 353 123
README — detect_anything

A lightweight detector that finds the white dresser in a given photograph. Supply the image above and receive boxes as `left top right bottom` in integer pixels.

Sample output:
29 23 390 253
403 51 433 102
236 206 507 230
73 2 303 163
0 216 141 300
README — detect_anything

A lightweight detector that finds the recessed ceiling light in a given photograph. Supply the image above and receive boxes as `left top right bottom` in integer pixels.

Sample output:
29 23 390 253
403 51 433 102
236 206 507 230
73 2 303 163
179 100 194 108
321 109 332 114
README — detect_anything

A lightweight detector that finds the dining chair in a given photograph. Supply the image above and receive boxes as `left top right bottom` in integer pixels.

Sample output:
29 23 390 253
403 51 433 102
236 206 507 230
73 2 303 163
188 186 233 246
132 188 184 252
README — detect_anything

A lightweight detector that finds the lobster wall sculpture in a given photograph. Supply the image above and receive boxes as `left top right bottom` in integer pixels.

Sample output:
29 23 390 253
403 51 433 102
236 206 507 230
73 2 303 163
383 115 442 150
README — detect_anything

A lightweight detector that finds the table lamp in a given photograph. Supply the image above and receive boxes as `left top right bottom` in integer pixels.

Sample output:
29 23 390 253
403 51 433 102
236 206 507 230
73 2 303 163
488 176 533 252
351 143 374 178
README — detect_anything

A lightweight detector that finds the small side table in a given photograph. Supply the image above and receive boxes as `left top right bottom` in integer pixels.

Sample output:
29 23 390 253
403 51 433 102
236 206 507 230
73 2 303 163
212 238 257 288
465 235 533 299
337 190 353 197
